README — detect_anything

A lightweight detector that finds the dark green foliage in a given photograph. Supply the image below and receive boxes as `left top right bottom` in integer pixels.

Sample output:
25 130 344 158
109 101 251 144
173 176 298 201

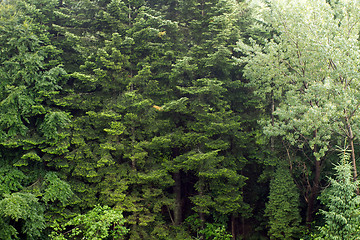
0 0 262 239
0 0 69 158
0 166 27 195
53 0 255 238
265 164 302 239
0 2 74 238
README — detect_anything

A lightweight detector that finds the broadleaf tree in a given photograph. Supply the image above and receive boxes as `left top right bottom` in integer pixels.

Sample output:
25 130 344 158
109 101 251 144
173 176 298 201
236 0 360 225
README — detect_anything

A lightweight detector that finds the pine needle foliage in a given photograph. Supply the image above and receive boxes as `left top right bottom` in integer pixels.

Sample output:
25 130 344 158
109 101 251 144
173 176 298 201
315 149 360 240
264 164 302 239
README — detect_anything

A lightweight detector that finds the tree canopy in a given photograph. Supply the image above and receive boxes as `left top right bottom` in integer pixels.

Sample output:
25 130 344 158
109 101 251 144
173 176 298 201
0 0 359 239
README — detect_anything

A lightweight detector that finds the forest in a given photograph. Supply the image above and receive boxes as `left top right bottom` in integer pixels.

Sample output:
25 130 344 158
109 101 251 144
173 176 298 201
0 0 360 239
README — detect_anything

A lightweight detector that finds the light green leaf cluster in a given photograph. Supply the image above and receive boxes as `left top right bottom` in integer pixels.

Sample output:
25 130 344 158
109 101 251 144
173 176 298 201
104 121 126 135
0 192 45 239
237 0 360 160
51 205 128 239
198 223 233 240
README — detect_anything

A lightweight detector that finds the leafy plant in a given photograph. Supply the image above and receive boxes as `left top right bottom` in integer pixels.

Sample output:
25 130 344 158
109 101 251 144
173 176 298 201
198 223 232 240
185 214 232 240
0 192 45 239
50 205 128 239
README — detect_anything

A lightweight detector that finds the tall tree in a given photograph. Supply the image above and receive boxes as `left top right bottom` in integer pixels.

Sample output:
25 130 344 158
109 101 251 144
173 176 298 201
236 0 360 224
0 1 74 238
159 1 255 239
264 163 301 239
3 0 259 238
44 0 184 238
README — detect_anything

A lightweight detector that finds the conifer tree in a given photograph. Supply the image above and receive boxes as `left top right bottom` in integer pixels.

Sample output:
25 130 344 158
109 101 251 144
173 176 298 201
265 164 302 239
0 1 74 238
315 151 360 240
160 1 254 238
42 1 183 238
0 0 259 239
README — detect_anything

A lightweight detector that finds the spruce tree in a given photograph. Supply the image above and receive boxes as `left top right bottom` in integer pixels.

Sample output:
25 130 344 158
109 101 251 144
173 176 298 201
264 164 301 239
145 0 255 238
315 153 360 239
0 1 74 238
43 1 182 238
0 0 259 239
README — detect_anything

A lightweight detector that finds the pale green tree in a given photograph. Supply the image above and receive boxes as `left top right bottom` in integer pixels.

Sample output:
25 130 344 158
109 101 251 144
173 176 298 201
236 0 360 224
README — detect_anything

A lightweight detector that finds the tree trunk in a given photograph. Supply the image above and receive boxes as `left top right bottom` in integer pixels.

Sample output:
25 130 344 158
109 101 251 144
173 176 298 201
350 138 358 180
231 215 237 240
128 3 132 27
271 92 275 151
198 182 205 240
131 125 136 170
201 0 205 17
306 159 321 226
345 116 358 185
173 171 182 225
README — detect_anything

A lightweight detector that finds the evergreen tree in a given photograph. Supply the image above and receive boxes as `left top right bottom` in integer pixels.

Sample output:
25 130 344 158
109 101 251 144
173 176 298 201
264 163 302 239
159 1 255 238
0 0 259 238
315 151 360 240
43 1 182 238
0 1 74 238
